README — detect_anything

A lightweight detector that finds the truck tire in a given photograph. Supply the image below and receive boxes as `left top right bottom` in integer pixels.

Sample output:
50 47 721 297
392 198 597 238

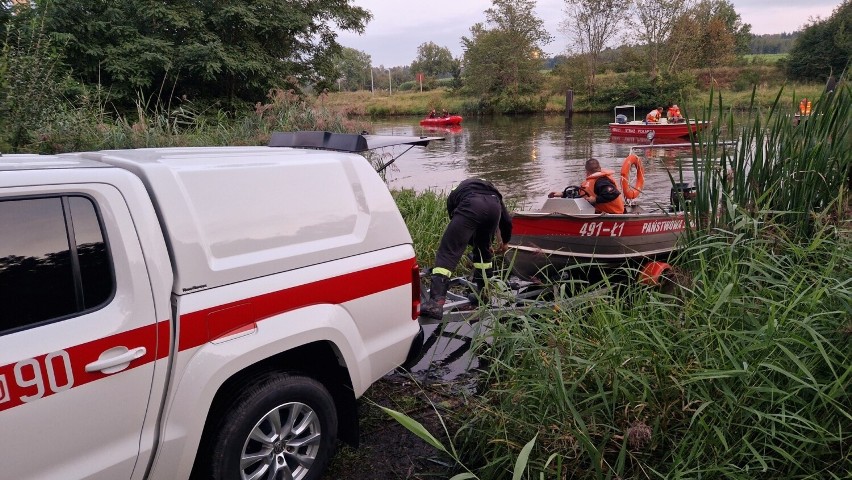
209 373 338 480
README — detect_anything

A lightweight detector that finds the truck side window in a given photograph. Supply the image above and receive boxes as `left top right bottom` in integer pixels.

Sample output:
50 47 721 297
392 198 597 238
68 196 112 309
0 196 114 334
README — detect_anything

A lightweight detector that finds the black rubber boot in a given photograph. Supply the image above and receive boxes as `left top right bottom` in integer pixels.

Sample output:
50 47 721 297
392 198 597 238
421 274 450 320
467 268 493 307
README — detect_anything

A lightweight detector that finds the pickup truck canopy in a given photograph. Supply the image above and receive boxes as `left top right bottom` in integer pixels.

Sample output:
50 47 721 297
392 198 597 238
269 130 443 174
268 131 442 152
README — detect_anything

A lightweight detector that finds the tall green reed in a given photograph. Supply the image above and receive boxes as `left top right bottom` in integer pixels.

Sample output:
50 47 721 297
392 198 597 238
9 86 370 153
682 72 850 240
392 188 450 267
454 215 850 478
396 79 851 478
0 5 67 152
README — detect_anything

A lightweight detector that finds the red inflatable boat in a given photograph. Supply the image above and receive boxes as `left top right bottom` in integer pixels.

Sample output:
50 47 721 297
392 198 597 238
419 115 463 126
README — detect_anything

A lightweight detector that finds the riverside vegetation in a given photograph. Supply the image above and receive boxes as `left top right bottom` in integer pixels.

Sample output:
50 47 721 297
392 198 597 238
2 3 848 478
1 61 849 477
386 82 851 479
320 67 829 118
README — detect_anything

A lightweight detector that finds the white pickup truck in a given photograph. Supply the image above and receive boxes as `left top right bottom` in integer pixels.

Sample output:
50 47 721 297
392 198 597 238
0 132 431 480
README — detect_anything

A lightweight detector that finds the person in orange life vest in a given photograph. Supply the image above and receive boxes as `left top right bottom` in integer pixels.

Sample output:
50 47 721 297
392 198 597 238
667 104 683 123
646 107 663 123
548 158 625 214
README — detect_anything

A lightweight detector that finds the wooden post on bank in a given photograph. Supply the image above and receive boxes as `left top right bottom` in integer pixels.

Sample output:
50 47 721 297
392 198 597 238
565 89 574 119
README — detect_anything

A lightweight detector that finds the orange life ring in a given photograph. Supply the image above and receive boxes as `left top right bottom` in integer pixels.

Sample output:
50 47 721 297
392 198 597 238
621 153 645 200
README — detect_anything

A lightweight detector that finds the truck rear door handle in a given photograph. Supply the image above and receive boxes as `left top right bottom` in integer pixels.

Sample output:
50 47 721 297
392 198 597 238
85 346 147 374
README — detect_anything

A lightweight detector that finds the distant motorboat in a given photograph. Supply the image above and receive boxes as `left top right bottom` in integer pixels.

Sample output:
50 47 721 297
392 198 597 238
609 105 709 139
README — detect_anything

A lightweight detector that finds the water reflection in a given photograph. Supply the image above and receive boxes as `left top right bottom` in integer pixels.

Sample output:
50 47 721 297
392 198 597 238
370 114 705 209
405 320 486 391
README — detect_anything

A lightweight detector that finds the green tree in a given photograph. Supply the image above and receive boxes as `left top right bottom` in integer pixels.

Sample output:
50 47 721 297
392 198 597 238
561 0 631 95
39 0 372 106
333 47 371 91
410 42 455 78
631 0 689 77
462 0 552 102
786 0 851 81
750 32 798 55
1 2 70 150
667 0 751 71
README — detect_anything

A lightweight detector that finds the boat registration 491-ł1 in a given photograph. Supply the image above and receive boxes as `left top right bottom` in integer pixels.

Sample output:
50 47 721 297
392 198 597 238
580 221 626 237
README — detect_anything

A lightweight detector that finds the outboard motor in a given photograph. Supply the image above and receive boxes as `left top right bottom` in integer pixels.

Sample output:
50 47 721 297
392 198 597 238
615 114 628 124
670 182 697 211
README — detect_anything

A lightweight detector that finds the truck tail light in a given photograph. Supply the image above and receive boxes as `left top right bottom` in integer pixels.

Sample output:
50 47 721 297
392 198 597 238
411 264 421 320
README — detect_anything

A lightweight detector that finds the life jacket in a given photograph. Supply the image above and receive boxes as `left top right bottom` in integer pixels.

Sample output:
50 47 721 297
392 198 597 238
581 170 625 214
668 106 680 118
646 110 661 123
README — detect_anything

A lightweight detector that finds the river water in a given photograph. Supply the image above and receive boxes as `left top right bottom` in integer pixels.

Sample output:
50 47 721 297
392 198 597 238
372 114 713 383
369 113 707 209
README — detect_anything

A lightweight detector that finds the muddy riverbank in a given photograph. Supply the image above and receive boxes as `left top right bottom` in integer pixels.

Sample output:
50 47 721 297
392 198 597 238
322 320 486 479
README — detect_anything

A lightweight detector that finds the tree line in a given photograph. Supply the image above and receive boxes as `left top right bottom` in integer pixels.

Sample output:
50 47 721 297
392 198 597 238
1 0 371 110
335 0 847 110
1 0 848 118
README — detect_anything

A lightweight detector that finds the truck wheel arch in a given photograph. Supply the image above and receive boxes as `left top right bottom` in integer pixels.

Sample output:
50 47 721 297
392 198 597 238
209 373 337 480
190 341 359 478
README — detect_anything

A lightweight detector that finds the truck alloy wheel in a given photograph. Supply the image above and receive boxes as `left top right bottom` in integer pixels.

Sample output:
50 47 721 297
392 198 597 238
211 374 337 480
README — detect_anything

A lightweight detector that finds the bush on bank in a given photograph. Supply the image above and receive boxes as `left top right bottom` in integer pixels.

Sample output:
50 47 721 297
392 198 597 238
316 66 827 118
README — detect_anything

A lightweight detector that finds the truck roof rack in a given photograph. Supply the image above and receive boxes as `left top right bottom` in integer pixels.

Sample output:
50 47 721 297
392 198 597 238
268 131 441 152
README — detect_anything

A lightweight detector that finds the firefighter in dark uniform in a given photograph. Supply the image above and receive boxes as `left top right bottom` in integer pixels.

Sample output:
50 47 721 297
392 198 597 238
421 178 513 320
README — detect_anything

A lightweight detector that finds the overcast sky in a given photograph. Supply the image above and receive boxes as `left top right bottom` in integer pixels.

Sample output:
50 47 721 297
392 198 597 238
336 0 843 67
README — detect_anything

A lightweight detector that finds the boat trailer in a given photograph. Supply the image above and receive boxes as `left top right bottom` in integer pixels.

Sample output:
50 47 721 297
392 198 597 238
418 257 675 324
410 273 613 382
418 274 556 324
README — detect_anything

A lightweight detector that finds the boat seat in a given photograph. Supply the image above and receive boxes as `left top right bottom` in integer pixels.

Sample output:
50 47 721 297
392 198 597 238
539 198 596 214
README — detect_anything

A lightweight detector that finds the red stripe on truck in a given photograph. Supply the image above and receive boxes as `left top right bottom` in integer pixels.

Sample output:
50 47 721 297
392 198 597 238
178 257 417 351
0 258 415 413
0 321 169 413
